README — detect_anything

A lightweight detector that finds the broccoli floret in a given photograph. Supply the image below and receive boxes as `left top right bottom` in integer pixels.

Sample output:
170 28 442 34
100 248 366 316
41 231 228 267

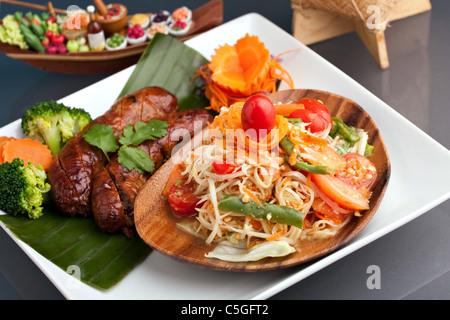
21 100 92 156
0 158 51 219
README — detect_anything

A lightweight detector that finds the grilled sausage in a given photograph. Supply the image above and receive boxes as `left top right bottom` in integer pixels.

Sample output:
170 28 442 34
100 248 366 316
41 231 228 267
91 109 213 236
48 123 107 217
48 87 179 217
91 167 126 234
157 109 214 158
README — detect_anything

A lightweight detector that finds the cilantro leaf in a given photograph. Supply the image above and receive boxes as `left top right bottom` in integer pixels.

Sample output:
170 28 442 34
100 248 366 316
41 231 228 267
117 146 155 174
83 120 168 174
119 120 168 146
83 124 119 161
118 124 135 146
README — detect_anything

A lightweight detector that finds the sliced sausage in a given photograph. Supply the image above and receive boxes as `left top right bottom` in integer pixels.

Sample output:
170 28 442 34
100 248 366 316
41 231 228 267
91 109 213 236
48 86 179 218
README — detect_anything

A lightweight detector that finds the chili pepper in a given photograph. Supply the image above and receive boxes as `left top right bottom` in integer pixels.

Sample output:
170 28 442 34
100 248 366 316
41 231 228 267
331 117 360 143
279 136 330 175
218 194 304 229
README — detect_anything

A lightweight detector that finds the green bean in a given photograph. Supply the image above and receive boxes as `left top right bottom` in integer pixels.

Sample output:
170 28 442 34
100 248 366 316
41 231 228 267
283 156 329 174
218 194 304 229
279 136 330 175
287 118 303 125
331 117 360 142
280 135 295 155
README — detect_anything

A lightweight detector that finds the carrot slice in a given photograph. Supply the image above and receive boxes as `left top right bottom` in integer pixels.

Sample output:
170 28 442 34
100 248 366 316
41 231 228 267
210 44 247 94
0 137 15 163
2 138 53 171
196 34 296 112
235 34 270 90
209 34 271 96
274 103 304 117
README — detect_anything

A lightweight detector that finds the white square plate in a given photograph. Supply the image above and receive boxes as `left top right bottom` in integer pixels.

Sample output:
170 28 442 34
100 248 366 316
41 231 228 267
1 13 450 300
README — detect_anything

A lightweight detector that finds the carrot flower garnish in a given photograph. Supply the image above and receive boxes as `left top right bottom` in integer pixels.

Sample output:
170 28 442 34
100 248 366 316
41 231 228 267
196 34 295 112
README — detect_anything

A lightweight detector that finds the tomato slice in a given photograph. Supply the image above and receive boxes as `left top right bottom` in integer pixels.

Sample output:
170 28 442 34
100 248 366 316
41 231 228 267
289 98 332 133
168 180 201 216
312 198 349 224
241 95 276 138
299 144 346 171
212 160 241 174
311 173 369 211
336 153 377 189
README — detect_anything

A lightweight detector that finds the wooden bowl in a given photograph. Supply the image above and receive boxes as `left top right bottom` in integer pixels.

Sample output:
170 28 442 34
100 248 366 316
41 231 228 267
97 4 128 35
134 89 391 271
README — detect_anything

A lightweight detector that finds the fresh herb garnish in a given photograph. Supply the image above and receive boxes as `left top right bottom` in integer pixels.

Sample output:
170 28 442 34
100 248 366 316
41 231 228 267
118 145 155 174
119 121 168 146
83 120 168 173
82 124 119 161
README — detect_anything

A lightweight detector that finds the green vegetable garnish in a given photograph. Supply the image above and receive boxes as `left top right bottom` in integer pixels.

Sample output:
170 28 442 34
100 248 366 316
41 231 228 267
83 120 168 173
119 120 168 146
82 123 119 161
0 158 51 219
21 100 92 156
118 146 155 174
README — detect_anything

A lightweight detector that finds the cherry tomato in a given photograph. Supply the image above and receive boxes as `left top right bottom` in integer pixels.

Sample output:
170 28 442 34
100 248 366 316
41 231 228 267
289 98 332 133
336 153 377 189
212 160 241 174
241 95 276 138
311 173 369 211
51 34 65 47
41 36 50 47
168 180 200 216
45 30 53 39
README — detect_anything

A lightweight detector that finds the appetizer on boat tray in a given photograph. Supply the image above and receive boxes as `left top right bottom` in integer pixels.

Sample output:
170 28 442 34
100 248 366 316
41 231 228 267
0 0 224 73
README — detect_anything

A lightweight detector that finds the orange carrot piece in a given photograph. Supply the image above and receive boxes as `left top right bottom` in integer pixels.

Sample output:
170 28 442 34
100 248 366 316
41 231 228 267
2 138 53 171
274 103 304 117
266 229 285 241
197 34 295 112
0 137 15 163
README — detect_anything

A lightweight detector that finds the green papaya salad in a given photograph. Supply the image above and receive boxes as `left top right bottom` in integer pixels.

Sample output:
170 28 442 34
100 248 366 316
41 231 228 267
164 95 377 262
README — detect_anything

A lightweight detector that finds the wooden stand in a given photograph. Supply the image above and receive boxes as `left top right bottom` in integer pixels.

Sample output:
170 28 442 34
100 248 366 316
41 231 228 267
291 0 432 68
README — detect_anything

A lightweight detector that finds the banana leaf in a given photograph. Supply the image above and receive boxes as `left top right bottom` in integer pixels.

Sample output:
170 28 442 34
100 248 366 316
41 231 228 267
0 206 151 290
119 33 210 110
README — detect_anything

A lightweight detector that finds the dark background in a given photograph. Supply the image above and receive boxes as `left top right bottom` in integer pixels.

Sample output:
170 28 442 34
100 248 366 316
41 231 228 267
1 0 449 299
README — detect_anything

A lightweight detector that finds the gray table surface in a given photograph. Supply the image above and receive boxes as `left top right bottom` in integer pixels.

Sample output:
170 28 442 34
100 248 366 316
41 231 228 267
1 0 449 300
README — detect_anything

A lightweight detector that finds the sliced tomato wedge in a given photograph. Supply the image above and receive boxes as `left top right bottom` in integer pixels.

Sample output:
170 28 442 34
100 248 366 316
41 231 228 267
168 180 201 216
299 144 346 171
288 98 332 133
336 153 377 189
311 173 369 211
212 160 241 174
312 198 348 224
